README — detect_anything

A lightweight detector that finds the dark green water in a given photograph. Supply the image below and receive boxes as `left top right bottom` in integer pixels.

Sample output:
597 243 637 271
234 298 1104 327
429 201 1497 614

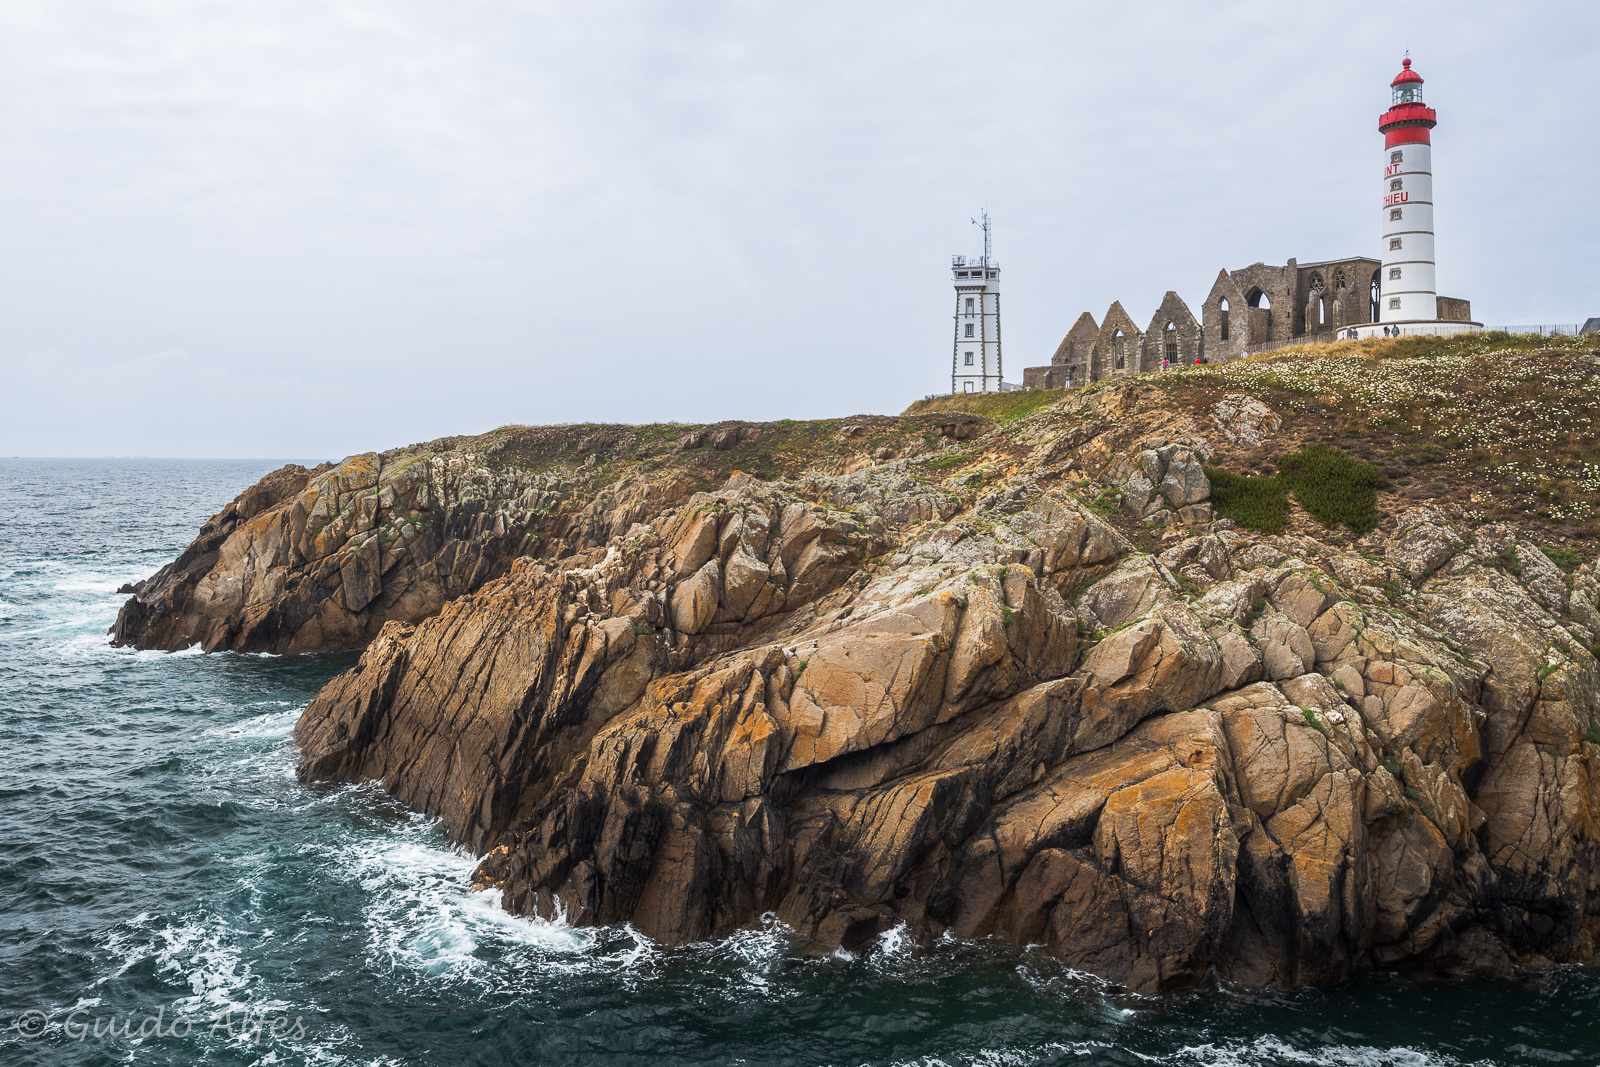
1 458 1595 1066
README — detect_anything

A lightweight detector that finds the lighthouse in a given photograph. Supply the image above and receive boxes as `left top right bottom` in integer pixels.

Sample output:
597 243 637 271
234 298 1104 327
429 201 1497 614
1356 56 1479 338
951 213 1003 394
1380 57 1438 324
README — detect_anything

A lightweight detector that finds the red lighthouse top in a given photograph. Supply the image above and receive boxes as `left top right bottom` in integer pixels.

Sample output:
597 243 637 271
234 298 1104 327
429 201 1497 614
1390 58 1424 90
1379 56 1436 147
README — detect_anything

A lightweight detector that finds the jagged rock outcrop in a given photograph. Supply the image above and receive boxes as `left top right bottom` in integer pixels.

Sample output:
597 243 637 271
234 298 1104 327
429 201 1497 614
294 457 1600 993
111 448 693 653
122 353 1600 992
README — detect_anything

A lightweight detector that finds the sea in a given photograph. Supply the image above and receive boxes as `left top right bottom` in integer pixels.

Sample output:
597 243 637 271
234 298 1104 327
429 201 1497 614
1 457 1596 1067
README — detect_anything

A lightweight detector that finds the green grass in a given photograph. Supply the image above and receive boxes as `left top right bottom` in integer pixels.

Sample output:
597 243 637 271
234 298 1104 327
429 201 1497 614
902 389 1066 422
924 452 974 472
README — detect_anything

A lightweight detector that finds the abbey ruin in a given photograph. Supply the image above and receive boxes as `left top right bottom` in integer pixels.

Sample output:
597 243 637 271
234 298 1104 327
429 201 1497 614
1021 257 1476 389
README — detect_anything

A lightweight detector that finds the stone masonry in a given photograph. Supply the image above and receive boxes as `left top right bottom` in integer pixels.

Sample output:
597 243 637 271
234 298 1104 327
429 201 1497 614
1024 255 1473 386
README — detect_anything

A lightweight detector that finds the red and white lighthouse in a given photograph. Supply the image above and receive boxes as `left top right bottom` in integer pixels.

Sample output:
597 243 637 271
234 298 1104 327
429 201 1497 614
1379 58 1438 324
1357 57 1478 338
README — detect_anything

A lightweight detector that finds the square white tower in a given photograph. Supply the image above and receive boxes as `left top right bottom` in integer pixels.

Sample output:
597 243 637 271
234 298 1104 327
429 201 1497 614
951 213 1002 394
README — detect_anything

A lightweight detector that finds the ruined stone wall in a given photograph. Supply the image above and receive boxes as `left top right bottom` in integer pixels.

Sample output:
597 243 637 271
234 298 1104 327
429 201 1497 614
1031 253 1471 386
1142 291 1202 369
1297 259 1380 333
1022 365 1074 389
1229 261 1298 345
1091 302 1143 381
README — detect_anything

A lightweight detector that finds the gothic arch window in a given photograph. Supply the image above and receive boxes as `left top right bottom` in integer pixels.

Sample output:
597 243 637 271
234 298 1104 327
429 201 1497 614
1334 268 1347 290
1219 299 1230 342
1246 288 1270 309
1113 329 1126 370
1307 273 1325 328
1164 321 1177 363
1370 270 1381 321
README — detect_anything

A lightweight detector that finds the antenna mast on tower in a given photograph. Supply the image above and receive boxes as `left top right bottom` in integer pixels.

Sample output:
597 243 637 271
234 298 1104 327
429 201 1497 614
971 212 993 267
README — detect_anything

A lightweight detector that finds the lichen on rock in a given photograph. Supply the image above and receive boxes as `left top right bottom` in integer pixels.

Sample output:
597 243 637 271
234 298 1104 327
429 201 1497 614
124 341 1600 992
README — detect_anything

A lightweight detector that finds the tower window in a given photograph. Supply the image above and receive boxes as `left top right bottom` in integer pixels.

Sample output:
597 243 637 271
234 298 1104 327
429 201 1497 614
1389 238 1402 250
964 352 974 365
965 298 974 312
1389 297 1402 309
1389 268 1402 280
964 323 975 338
1390 179 1403 191
1390 209 1403 221
1391 151 1403 164
1219 298 1230 342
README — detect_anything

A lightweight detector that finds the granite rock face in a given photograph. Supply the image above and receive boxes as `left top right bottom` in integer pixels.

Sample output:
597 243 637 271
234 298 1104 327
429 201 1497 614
124 382 1599 991
111 449 691 653
294 460 1600 993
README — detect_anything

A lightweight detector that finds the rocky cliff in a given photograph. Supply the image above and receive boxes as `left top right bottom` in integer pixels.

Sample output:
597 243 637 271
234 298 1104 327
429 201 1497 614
140 335 1600 991
112 430 732 652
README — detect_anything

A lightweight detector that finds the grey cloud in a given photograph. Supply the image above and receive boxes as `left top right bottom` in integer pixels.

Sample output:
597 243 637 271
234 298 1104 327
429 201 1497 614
1 0 1595 456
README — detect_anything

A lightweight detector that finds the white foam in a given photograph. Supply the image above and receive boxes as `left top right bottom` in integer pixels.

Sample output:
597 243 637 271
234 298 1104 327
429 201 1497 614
99 914 292 1021
328 818 657 991
885 1041 1115 1067
204 704 302 740
1170 1036 1476 1067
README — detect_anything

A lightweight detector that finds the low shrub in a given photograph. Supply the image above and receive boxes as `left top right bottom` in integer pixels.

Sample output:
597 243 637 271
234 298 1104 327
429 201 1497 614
1208 443 1382 535
1542 545 1582 573
1206 469 1290 534
1487 547 1522 577
1278 443 1385 534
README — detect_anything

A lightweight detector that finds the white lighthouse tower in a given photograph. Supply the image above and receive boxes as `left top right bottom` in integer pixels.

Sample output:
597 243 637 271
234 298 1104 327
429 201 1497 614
951 213 1002 394
1356 56 1479 339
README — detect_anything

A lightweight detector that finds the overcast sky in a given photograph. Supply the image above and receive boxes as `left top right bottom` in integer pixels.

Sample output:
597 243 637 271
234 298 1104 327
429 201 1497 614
3 0 1596 459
